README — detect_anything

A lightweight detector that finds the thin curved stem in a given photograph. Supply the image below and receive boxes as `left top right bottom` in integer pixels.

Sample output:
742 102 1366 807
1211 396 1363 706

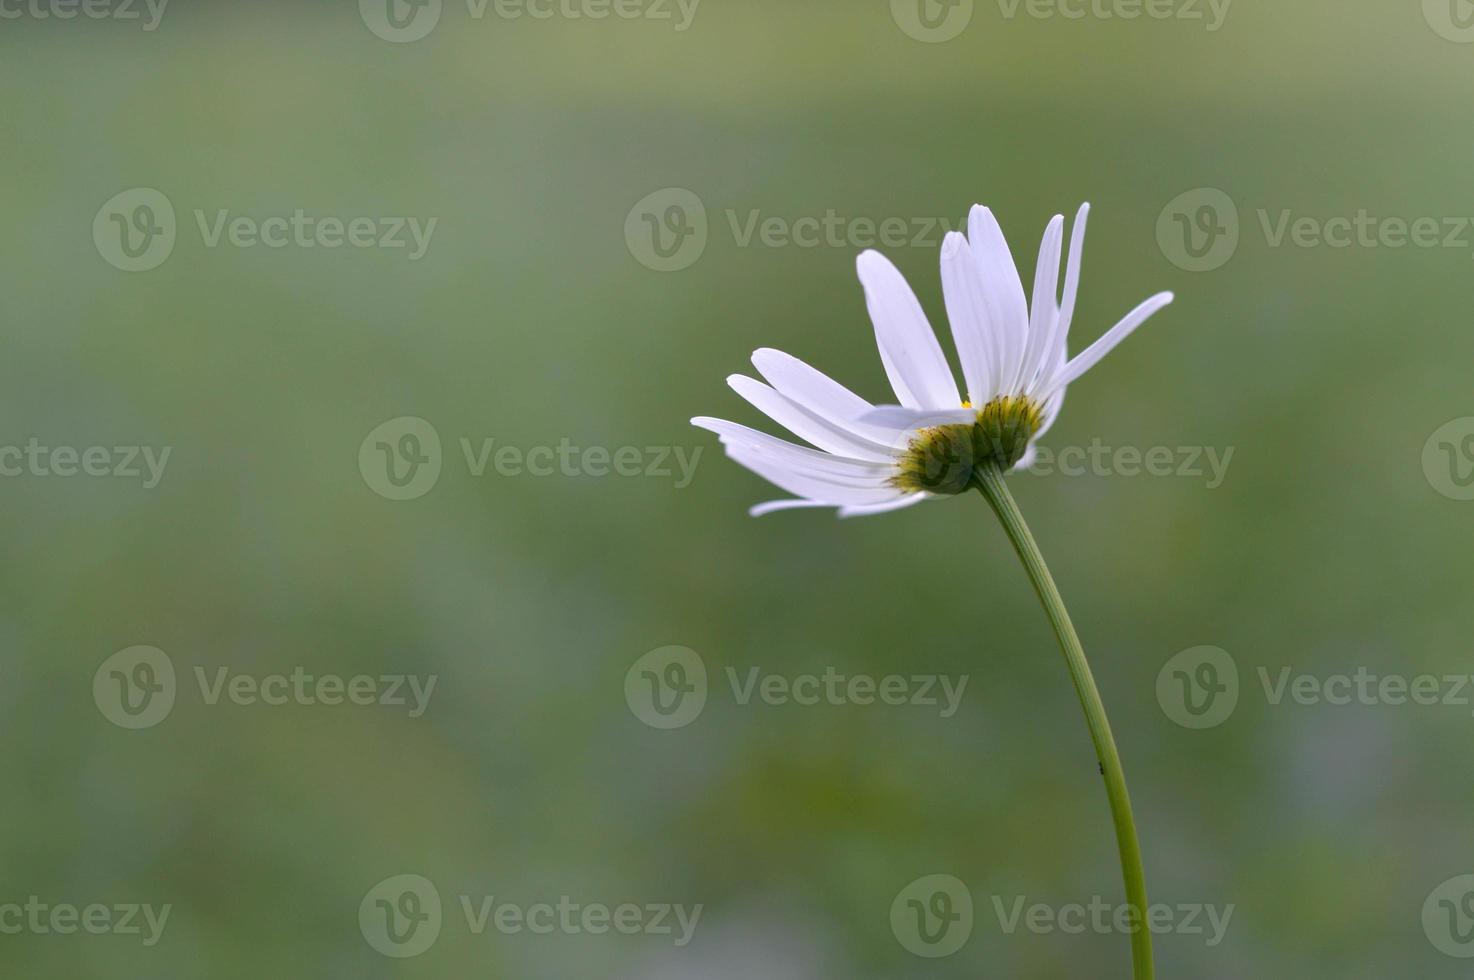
972 461 1153 980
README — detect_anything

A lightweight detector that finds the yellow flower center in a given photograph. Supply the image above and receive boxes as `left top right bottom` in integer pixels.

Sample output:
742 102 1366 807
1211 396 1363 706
892 395 1045 494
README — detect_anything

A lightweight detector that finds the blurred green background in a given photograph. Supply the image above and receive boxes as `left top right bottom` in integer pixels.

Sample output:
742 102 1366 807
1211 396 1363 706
3 0 1473 976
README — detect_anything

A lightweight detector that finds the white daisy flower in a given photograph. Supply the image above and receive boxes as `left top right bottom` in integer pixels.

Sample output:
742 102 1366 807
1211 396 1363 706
692 203 1174 517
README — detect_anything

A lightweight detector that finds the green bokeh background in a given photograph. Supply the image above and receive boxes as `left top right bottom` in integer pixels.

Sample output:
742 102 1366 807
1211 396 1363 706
3 1 1472 976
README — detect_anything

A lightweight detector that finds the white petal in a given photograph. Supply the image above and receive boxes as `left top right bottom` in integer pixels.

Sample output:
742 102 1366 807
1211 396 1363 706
939 231 996 406
1036 385 1066 439
727 376 895 462
1051 292 1174 390
838 493 929 519
1057 204 1090 342
856 251 960 410
727 447 904 508
1015 214 1064 392
749 348 898 444
750 348 868 416
967 206 1029 394
1030 204 1090 396
692 417 895 485
750 498 833 517
698 425 904 507
858 405 976 431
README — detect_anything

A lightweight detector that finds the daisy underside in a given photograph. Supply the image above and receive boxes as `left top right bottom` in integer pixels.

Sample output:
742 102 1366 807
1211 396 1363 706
693 203 1174 517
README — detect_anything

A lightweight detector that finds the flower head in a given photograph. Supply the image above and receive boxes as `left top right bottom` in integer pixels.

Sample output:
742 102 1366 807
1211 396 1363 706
692 203 1173 517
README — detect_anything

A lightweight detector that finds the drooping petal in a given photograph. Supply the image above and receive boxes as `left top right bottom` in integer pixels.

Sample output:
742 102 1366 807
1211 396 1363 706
727 376 896 462
725 447 907 508
1050 292 1175 391
750 498 834 517
837 493 929 519
692 417 894 485
856 251 960 410
967 206 1030 394
939 231 996 407
690 415 907 507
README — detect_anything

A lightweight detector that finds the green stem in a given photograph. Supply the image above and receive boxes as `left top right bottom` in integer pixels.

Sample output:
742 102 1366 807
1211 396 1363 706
972 461 1154 980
